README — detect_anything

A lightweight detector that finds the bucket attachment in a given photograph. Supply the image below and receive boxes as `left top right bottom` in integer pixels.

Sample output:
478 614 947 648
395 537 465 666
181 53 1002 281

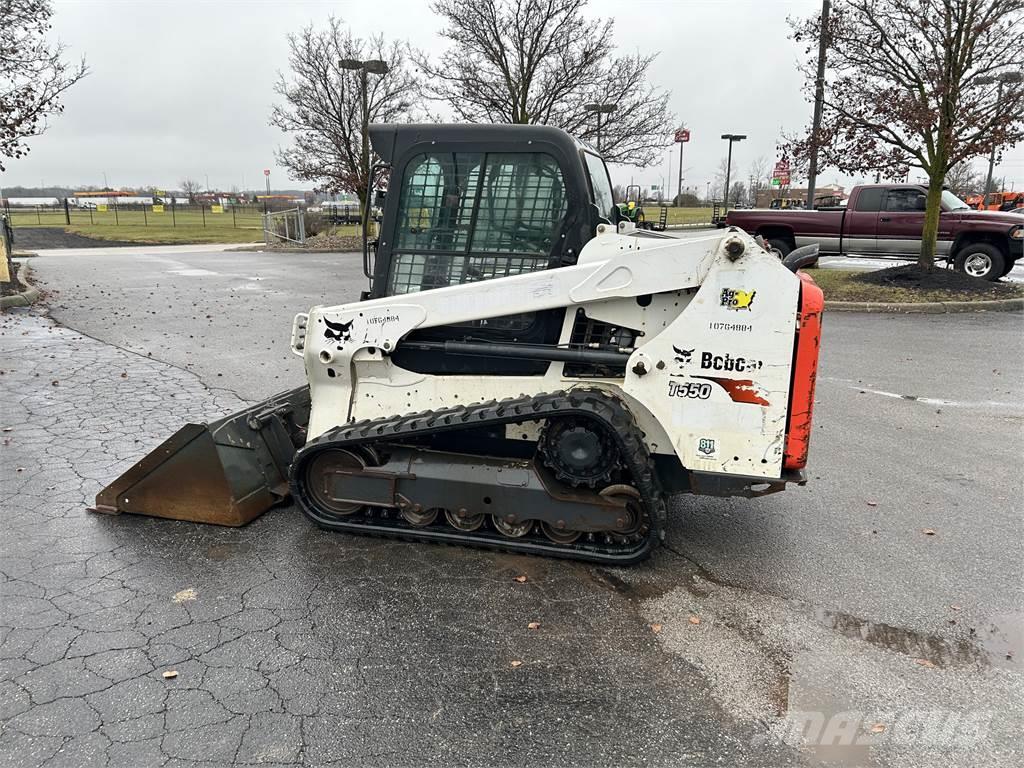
92 386 311 526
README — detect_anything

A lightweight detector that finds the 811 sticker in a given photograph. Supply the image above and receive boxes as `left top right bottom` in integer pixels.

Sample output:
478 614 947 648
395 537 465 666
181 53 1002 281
696 437 719 460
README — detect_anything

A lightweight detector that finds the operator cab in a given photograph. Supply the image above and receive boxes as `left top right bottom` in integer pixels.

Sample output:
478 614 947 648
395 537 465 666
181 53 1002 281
362 123 618 375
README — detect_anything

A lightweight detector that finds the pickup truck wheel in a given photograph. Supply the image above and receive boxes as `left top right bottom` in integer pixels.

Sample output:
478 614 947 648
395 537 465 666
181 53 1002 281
954 243 1005 281
766 238 793 258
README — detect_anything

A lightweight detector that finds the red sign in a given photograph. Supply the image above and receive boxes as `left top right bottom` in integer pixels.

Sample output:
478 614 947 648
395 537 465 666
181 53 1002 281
263 169 270 176
674 128 691 143
773 160 790 175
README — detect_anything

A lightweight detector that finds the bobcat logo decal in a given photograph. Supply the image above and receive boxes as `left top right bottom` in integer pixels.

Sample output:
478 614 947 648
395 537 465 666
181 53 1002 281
323 317 354 345
672 346 694 365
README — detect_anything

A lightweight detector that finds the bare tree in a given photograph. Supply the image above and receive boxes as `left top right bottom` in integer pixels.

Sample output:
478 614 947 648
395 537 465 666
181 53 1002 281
729 181 747 208
1 0 87 171
711 157 732 200
416 0 675 167
944 161 984 196
179 179 201 202
270 18 422 205
747 156 770 206
784 0 1024 270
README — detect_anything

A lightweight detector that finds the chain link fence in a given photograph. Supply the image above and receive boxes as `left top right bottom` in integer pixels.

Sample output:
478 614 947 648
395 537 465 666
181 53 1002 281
1 200 300 230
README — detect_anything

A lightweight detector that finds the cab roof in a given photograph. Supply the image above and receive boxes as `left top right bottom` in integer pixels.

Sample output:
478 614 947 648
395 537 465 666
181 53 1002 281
368 123 589 164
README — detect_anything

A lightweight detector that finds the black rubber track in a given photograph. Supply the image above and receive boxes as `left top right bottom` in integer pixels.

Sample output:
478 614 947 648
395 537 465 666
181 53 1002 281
289 389 666 564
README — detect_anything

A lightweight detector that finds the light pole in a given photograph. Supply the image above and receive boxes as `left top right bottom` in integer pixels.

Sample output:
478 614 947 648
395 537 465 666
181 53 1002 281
339 58 390 211
583 103 616 153
977 71 1022 206
720 134 747 212
705 181 711 206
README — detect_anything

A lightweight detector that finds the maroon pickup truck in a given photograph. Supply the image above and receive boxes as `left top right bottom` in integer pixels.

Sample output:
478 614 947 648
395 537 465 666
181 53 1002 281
726 184 1024 281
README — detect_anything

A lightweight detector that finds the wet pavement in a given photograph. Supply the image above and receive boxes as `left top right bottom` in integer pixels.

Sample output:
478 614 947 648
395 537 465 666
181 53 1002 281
1 246 1022 767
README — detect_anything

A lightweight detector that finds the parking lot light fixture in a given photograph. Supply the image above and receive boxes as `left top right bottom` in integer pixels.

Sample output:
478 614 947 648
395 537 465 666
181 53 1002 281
338 58 392 213
584 103 617 153
720 134 747 213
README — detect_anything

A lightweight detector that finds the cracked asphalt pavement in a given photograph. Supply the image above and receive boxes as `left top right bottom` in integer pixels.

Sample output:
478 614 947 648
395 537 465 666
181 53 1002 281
1 246 1021 767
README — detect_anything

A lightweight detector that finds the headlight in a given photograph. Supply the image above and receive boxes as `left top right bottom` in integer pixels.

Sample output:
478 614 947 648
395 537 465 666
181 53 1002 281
1011 226 1024 240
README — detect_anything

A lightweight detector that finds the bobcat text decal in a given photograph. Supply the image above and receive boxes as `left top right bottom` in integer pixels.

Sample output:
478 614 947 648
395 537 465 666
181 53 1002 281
700 351 763 372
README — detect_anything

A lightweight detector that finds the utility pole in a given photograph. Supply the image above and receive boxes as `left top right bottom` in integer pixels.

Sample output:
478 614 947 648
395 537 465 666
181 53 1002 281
805 0 830 211
978 72 1022 206
584 103 617 153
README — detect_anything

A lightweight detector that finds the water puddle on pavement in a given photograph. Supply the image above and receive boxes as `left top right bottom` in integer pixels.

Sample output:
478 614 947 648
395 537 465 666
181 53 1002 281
780 612 1022 768
813 607 1021 671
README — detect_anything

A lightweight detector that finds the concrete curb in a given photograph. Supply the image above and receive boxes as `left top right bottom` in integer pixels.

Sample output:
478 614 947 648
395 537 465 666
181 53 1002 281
827 297 1024 313
1 268 41 309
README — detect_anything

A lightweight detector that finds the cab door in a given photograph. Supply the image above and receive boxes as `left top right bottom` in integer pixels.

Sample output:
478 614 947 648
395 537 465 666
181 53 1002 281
876 187 927 256
843 187 883 254
383 149 574 375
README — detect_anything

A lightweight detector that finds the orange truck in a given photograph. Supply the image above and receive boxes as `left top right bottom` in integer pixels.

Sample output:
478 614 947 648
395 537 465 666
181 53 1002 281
965 191 1024 211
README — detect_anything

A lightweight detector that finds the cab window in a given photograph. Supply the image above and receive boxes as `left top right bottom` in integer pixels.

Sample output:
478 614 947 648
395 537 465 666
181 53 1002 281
389 151 567 296
854 188 883 212
582 151 615 221
394 152 480 254
884 188 926 212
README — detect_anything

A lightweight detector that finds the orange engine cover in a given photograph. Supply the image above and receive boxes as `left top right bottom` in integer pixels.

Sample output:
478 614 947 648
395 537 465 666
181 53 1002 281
783 273 824 470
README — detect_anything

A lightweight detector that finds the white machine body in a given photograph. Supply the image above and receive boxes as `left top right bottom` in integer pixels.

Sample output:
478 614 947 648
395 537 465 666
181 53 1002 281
292 227 800 481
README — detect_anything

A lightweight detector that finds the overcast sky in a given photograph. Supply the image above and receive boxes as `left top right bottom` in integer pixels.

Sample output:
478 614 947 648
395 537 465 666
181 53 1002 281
3 0 1022 195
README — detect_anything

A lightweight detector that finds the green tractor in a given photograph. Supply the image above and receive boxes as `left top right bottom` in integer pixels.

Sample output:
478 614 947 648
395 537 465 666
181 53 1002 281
618 184 647 228
617 184 667 231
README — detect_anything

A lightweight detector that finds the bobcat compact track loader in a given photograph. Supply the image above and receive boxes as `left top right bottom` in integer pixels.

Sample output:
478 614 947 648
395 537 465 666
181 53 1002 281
93 124 824 564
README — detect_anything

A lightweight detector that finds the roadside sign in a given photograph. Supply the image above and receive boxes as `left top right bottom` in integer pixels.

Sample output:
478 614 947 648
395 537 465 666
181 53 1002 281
153 204 165 213
97 204 108 212
211 205 224 214
263 169 270 176
674 128 691 143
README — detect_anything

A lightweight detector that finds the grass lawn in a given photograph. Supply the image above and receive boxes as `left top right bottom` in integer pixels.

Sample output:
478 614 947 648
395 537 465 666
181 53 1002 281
811 266 1024 303
643 206 713 226
62 224 264 244
8 204 362 245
